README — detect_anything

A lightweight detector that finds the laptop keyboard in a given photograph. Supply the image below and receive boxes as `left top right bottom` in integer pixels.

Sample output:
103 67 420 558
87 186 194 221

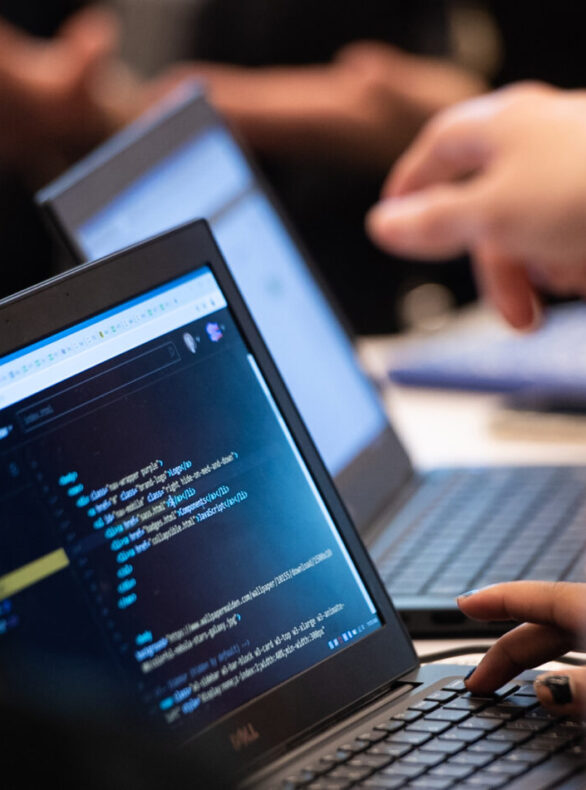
280 679 586 789
375 467 586 597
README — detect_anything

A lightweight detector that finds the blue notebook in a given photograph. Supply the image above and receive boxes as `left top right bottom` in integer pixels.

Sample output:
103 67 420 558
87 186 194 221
388 301 586 401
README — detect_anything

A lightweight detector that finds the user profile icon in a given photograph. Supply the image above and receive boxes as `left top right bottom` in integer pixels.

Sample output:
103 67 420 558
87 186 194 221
206 322 223 343
183 332 198 354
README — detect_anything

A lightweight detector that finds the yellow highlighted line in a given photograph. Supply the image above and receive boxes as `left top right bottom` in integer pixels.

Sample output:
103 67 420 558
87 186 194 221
0 548 69 601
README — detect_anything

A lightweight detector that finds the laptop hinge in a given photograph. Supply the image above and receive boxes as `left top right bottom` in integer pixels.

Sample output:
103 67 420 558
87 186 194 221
360 472 422 545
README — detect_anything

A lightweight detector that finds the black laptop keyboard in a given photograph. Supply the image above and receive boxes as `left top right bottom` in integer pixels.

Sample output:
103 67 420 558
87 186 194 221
376 467 586 597
280 679 586 789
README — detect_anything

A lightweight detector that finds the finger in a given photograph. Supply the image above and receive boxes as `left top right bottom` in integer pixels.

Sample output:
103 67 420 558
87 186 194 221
60 5 120 53
533 260 586 297
465 622 573 695
382 95 497 199
366 184 484 259
535 668 586 719
457 581 586 640
473 244 541 330
59 5 120 82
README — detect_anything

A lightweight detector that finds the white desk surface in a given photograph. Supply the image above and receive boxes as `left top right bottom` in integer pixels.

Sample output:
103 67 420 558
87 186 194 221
357 302 586 669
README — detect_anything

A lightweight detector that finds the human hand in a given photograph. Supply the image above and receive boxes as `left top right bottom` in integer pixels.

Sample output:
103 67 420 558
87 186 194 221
457 581 586 719
367 83 586 329
138 41 484 171
0 5 136 182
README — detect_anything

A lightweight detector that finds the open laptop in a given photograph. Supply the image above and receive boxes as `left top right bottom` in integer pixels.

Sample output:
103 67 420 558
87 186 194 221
35 84 586 637
1 219 584 790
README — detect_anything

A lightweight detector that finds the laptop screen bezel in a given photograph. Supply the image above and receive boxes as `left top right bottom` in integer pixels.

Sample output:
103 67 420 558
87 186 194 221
0 219 418 783
35 84 414 534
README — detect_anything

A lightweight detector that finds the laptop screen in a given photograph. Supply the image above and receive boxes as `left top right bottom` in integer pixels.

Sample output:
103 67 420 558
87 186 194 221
0 265 382 738
37 88 388 484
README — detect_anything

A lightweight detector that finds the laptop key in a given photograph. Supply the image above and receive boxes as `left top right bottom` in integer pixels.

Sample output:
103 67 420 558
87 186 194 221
326 765 371 783
441 727 485 744
406 719 451 735
444 697 489 712
486 728 532 743
449 751 493 768
421 737 466 756
504 718 549 733
459 771 511 787
338 738 369 754
429 761 475 780
400 748 444 767
475 706 519 721
367 742 411 759
385 730 432 746
374 720 405 734
426 708 469 723
442 679 468 693
501 748 547 765
469 740 512 756
513 684 538 697
425 690 458 703
357 729 390 745
460 716 503 732
493 683 520 699
485 758 529 777
360 777 406 789
408 778 453 789
346 754 392 771
380 760 426 778
391 709 422 722
523 734 571 754
408 699 440 712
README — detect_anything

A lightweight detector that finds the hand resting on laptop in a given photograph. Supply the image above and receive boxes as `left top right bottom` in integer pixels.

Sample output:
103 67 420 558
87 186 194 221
457 581 586 720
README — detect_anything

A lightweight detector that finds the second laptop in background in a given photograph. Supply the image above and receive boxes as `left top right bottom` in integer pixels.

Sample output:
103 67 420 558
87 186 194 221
36 83 586 636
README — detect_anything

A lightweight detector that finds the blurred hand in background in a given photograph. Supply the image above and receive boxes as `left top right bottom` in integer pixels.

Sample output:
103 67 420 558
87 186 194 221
136 40 486 172
367 83 586 329
0 4 137 182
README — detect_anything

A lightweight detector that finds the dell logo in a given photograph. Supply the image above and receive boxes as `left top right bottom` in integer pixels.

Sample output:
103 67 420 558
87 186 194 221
229 723 260 751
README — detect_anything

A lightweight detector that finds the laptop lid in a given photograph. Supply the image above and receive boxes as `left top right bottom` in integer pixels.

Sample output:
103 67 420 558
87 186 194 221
0 219 417 785
35 82 412 532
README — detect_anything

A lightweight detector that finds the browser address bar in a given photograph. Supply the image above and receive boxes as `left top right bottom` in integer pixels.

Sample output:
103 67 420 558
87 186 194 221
17 342 180 432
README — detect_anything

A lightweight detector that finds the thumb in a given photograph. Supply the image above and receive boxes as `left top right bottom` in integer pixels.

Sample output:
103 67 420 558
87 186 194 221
366 183 483 260
534 668 586 720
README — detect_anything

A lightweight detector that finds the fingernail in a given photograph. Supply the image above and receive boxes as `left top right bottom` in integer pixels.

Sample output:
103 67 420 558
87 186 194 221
367 197 419 232
535 674 573 705
457 589 480 600
516 293 542 333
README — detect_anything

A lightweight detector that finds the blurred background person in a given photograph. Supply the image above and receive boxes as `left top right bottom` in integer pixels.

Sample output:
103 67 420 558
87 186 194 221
121 0 488 335
367 82 586 329
6 1 586 330
0 0 489 329
114 0 586 334
0 3 136 297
